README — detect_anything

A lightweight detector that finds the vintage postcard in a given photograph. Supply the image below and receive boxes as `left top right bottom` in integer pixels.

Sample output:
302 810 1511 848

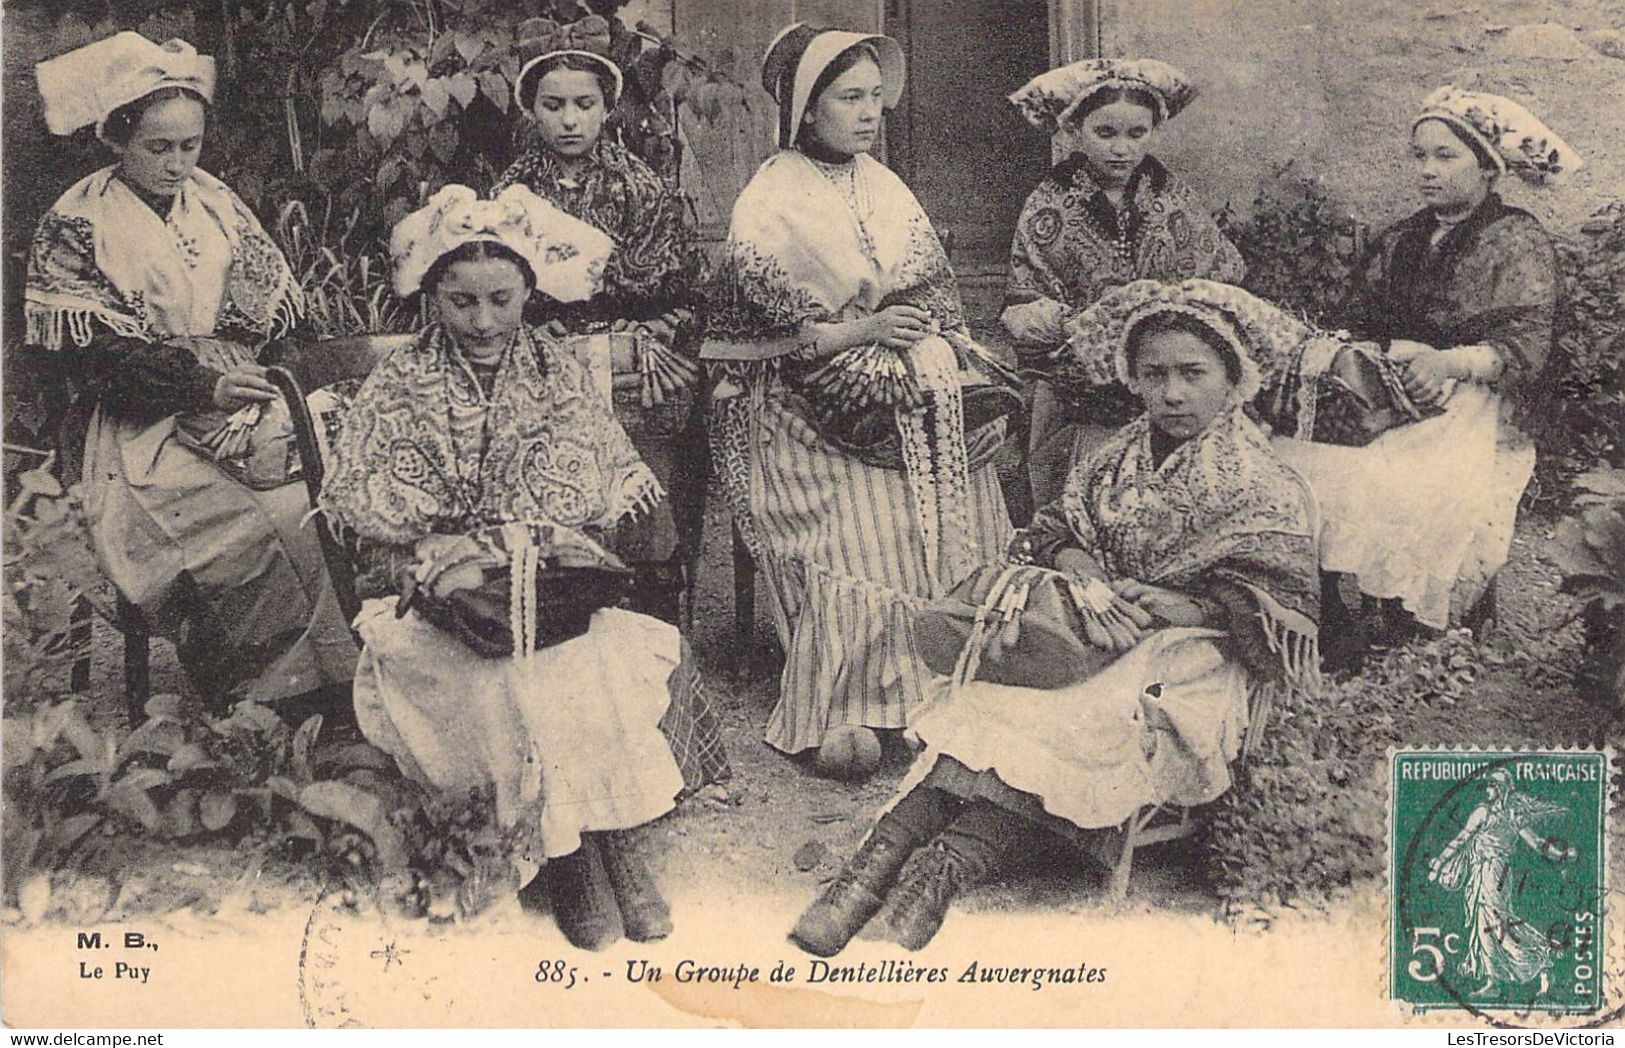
3 0 1622 1031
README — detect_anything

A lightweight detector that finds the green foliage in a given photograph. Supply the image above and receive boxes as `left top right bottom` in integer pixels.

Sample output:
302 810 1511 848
1546 204 1625 492
1205 631 1492 918
1550 468 1625 705
1218 163 1363 326
3 471 109 710
311 0 744 247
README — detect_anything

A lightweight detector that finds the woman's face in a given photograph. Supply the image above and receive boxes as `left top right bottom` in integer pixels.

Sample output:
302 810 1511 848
532 68 608 159
1132 328 1237 442
1412 119 1495 216
111 94 206 197
431 256 530 359
1070 99 1157 189
802 56 885 156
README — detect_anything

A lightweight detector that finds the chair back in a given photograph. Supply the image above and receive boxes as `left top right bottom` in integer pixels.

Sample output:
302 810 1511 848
263 333 412 625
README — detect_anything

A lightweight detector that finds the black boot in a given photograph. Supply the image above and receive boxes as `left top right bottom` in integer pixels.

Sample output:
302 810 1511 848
883 800 1016 951
542 838 623 951
882 839 976 951
789 831 917 957
599 831 673 943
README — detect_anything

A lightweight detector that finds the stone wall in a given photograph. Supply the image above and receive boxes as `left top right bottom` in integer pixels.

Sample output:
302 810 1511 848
1097 0 1625 233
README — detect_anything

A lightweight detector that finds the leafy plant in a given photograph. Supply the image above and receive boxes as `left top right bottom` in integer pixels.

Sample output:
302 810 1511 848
1205 631 1492 918
3 469 109 711
1549 468 1625 705
1545 203 1625 495
1218 162 1363 326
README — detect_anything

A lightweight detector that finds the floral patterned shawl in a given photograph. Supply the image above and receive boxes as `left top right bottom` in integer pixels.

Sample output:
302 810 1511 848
25 165 300 351
322 324 659 546
1335 193 1559 434
1033 405 1320 687
491 139 703 330
1007 156 1244 375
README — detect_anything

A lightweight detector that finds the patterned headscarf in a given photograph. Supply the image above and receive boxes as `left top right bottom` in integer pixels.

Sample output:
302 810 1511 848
389 184 612 301
1414 87 1582 186
1009 58 1195 133
37 32 216 142
512 14 623 111
760 23 906 149
1062 279 1314 402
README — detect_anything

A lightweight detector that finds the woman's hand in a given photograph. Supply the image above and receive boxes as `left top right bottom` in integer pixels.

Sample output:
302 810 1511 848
1000 297 1068 346
1113 579 1209 628
212 364 279 411
1387 339 1436 364
1401 349 1462 407
1054 547 1107 582
859 305 934 351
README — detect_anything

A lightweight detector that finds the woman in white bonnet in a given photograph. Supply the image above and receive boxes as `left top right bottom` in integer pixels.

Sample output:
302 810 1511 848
25 32 355 707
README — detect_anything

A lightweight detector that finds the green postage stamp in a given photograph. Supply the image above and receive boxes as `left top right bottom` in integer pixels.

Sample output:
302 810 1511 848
1389 749 1612 1015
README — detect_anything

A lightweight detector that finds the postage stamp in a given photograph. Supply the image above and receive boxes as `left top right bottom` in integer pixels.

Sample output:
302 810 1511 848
1389 749 1612 1016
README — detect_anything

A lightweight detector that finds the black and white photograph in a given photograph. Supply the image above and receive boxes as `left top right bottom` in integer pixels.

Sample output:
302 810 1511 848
1 0 1621 1031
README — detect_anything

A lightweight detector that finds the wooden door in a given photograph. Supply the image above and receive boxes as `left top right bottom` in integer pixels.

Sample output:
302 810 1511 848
884 0 1055 272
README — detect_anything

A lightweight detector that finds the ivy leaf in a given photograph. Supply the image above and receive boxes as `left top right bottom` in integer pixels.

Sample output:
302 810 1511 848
446 72 478 109
429 121 460 165
420 78 451 119
454 31 487 65
477 71 511 113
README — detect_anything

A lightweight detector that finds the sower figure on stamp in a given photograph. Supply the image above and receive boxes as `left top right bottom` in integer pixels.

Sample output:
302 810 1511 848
322 185 728 951
1002 59 1244 510
491 21 709 615
24 32 357 708
790 280 1320 956
1428 768 1578 998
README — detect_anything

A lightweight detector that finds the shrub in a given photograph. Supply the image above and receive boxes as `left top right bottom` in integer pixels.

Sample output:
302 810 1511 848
1218 163 1363 326
1206 631 1492 917
1545 203 1625 496
1549 468 1625 706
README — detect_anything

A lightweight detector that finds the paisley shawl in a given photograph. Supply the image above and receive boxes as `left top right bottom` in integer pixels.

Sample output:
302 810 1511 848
1007 156 1243 386
25 165 300 351
1034 406 1320 686
491 139 704 329
322 324 659 546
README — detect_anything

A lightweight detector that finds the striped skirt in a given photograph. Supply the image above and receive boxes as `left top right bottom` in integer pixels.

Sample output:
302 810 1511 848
719 393 1013 754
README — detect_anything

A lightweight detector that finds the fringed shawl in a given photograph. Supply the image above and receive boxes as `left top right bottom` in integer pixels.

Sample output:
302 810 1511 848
1040 405 1320 690
322 324 660 546
25 166 300 351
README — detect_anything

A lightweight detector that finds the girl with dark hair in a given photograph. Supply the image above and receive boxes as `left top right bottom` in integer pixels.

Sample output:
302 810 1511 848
1003 59 1245 509
492 34 708 579
1274 87 1578 644
704 24 1019 780
790 280 1319 956
25 33 356 705
323 185 728 951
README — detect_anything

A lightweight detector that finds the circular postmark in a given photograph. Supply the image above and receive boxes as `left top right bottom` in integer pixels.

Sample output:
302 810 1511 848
1393 752 1622 1029
298 881 442 1028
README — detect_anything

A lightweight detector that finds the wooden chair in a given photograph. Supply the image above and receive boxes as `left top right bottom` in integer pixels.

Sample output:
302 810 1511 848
1087 465 1324 903
262 334 413 630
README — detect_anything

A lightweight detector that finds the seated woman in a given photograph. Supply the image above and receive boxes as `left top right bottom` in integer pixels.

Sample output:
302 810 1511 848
322 185 728 951
24 32 356 705
1002 59 1244 509
704 24 1019 777
789 279 1320 956
1273 87 1577 644
491 33 707 581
